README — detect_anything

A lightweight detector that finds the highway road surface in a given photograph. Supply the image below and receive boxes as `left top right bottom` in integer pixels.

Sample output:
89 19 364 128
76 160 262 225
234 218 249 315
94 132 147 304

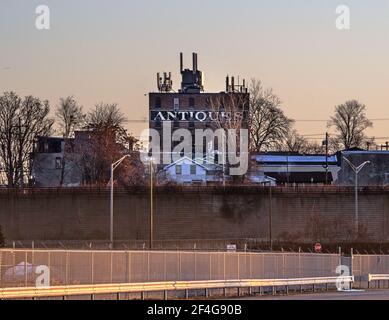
237 290 389 300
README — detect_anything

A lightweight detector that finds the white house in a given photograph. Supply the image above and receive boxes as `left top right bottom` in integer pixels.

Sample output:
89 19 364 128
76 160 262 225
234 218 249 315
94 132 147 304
162 156 222 185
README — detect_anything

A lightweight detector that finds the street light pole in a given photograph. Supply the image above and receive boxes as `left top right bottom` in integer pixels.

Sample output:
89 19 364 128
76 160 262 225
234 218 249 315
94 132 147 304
110 163 114 247
110 154 132 249
150 159 154 250
342 157 371 236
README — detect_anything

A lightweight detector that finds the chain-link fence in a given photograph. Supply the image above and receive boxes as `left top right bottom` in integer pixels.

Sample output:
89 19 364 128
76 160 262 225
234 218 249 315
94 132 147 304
0 249 341 289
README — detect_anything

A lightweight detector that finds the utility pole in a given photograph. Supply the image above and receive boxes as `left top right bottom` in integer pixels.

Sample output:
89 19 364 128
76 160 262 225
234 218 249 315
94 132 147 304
324 132 329 185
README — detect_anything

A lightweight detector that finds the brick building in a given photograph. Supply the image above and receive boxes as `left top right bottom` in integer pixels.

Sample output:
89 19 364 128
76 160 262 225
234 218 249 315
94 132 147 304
149 53 250 158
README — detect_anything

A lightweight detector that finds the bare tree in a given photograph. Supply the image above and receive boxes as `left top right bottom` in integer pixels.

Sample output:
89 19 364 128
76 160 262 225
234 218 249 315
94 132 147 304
55 96 85 186
304 141 326 154
328 100 373 150
281 130 309 153
209 93 248 132
249 79 293 152
0 92 54 187
56 96 84 139
209 92 249 182
78 103 142 185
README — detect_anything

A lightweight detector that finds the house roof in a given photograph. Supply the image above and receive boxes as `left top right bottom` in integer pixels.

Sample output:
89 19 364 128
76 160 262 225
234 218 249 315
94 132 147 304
163 156 210 171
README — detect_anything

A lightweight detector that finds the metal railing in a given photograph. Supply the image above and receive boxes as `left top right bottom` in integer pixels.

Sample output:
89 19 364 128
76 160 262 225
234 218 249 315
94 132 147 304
352 254 389 288
0 276 354 300
367 274 389 289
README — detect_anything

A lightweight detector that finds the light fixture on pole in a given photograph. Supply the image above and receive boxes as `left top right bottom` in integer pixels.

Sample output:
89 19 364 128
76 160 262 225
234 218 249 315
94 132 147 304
342 157 371 236
110 154 132 249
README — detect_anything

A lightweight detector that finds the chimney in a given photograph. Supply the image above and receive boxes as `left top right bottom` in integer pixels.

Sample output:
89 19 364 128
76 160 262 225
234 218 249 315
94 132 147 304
226 75 229 92
180 52 183 73
193 52 197 74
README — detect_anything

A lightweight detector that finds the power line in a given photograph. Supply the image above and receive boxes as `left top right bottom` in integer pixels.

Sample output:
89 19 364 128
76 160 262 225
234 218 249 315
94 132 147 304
127 118 389 123
295 118 389 122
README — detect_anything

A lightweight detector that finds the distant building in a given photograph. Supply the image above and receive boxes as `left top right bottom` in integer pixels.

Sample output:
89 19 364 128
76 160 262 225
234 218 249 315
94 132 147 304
338 150 389 186
252 152 340 185
31 136 81 187
149 52 250 157
31 130 139 187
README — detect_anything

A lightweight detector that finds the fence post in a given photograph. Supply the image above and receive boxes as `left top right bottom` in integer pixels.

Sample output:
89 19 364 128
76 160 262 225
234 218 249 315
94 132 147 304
178 252 181 281
298 249 301 278
48 251 51 287
164 251 167 281
12 249 15 284
224 252 226 281
237 253 240 280
91 251 94 285
128 251 131 284
249 253 252 279
24 251 28 287
350 248 354 290
110 251 113 283
65 251 69 285
147 251 150 282
194 251 197 281
209 253 212 281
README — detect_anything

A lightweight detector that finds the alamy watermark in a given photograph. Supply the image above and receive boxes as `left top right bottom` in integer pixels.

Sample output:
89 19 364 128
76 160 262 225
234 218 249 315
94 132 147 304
336 265 351 291
140 122 249 176
336 5 351 30
35 265 50 288
35 5 50 30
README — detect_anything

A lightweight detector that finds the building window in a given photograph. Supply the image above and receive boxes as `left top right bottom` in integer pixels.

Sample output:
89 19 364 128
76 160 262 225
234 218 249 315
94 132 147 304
175 165 182 175
155 97 161 108
55 157 62 169
190 165 196 175
189 97 195 108
174 98 180 111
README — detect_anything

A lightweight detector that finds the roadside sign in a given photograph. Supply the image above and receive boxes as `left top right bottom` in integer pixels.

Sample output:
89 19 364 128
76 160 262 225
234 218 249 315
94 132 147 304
227 244 237 252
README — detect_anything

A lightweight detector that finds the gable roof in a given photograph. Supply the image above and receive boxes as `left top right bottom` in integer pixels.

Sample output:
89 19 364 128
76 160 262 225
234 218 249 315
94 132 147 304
163 156 209 171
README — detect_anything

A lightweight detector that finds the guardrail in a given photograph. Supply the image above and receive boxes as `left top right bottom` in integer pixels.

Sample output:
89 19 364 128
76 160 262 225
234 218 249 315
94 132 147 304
367 274 389 289
0 276 353 300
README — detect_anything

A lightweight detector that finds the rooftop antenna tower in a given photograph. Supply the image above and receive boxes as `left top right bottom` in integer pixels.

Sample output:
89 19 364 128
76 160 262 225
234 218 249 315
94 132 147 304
157 72 173 92
179 52 204 93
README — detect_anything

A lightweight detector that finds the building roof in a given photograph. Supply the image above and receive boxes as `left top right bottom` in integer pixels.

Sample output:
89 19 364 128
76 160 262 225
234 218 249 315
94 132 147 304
254 154 338 164
342 150 389 155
